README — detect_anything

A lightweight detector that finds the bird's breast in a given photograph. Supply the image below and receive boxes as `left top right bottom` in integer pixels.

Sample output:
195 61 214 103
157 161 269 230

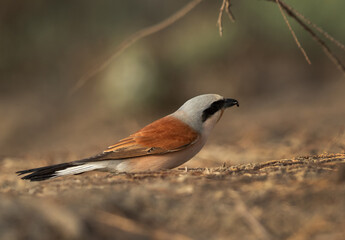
114 136 207 172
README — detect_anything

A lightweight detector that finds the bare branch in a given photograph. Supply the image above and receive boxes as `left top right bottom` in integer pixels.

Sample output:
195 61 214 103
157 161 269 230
217 0 235 37
71 0 203 93
272 0 345 77
225 0 236 23
275 0 311 65
71 0 345 94
217 0 227 36
282 3 345 52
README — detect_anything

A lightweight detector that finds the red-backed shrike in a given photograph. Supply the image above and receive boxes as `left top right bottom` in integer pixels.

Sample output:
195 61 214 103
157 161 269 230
17 94 239 181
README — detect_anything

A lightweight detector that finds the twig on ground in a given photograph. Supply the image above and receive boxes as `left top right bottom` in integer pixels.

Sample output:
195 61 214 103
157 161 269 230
275 0 311 64
96 210 146 235
71 0 203 94
217 0 235 36
96 210 192 240
229 190 272 240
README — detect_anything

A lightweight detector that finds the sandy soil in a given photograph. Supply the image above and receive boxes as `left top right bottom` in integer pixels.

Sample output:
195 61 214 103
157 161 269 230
1 153 345 240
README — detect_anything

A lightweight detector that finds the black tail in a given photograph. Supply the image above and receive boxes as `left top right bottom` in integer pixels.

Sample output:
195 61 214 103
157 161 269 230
16 162 77 181
16 152 112 181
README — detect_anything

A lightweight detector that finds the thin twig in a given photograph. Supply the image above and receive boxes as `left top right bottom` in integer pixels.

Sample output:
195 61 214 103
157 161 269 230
282 3 345 52
275 0 311 65
217 0 227 36
225 0 236 23
275 0 345 76
71 0 203 93
217 0 235 37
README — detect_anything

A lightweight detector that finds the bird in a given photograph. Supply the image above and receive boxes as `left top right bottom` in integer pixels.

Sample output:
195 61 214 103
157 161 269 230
17 94 239 181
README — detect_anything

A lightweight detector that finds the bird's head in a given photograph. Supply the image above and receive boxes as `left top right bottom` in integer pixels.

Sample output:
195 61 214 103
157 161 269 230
172 94 239 135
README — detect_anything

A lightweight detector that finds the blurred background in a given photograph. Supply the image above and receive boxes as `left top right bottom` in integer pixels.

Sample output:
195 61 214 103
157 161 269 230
1 0 345 165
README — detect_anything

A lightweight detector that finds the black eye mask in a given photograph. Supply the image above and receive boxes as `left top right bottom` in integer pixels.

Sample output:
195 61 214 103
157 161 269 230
202 98 239 122
202 100 225 122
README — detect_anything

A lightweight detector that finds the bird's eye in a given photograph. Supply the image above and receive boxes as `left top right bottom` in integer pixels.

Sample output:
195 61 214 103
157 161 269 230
202 100 225 122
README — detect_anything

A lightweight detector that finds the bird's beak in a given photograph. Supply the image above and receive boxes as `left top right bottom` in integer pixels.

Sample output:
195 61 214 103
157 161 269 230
224 98 239 108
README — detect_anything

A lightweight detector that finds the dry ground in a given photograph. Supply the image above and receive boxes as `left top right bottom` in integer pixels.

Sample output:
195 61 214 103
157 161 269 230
1 153 345 240
2 79 345 240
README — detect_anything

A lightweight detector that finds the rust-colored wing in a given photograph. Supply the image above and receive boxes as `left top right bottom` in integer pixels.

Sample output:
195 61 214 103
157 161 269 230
79 116 199 162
